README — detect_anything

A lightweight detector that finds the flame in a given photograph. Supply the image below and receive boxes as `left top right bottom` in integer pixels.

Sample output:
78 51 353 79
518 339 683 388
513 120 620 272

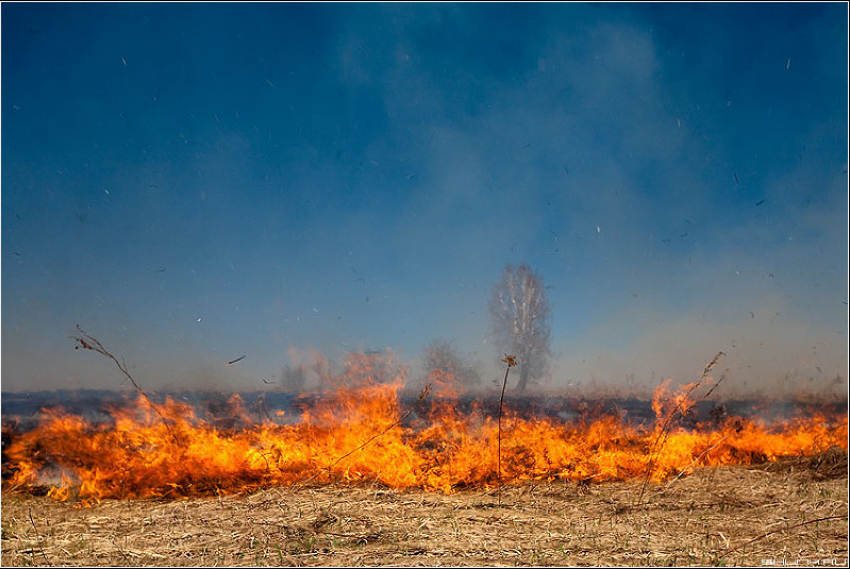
3 352 847 504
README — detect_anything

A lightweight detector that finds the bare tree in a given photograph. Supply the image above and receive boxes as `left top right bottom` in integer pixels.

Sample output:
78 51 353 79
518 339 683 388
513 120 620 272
488 263 552 392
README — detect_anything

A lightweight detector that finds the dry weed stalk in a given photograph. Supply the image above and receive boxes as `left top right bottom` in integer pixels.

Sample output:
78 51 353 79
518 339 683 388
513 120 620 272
498 353 517 505
632 350 725 509
71 325 173 435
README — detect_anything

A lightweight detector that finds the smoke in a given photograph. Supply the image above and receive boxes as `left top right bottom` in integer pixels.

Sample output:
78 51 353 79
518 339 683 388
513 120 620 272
1 4 845 395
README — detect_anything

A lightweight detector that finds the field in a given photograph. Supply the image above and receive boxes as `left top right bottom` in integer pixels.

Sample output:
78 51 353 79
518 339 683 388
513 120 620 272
2 452 847 567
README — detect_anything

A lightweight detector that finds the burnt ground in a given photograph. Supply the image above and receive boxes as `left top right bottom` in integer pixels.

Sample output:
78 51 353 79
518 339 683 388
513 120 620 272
3 389 846 432
2 454 847 567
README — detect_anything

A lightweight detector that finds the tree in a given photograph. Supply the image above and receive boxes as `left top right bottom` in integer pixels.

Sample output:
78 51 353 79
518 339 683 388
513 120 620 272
488 263 552 392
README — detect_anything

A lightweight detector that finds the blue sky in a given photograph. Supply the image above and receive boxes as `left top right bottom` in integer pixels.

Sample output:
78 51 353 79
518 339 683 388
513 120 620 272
2 3 847 395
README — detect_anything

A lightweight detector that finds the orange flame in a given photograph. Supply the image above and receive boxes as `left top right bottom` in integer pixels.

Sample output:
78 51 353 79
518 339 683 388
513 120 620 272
3 352 846 504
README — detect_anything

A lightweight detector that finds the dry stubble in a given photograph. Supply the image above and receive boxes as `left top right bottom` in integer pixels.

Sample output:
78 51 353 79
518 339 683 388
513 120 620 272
1 461 847 567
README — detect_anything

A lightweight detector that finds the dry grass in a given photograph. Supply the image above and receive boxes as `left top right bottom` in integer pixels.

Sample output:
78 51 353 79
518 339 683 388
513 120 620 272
1 460 847 567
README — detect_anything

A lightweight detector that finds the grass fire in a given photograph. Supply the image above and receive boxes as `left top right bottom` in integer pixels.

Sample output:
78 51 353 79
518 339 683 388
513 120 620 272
2 346 847 566
2 349 846 506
